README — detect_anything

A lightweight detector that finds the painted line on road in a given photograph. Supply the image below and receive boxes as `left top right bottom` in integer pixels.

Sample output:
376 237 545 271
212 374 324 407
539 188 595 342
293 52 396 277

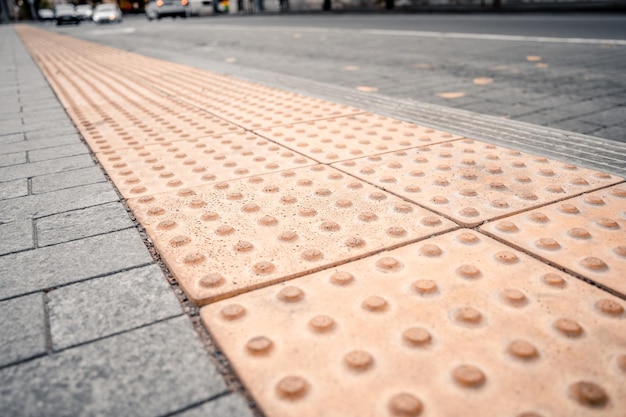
361 29 626 46
89 27 136 36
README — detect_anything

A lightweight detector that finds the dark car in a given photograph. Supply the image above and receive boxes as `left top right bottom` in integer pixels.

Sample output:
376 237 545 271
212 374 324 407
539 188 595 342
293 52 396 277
54 4 80 25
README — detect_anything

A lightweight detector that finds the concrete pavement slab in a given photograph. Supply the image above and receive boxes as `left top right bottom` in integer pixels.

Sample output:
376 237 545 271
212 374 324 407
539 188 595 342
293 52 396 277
174 393 255 417
31 166 107 195
29 143 90 162
0 219 34 256
0 181 118 222
0 134 79 154
0 228 153 300
0 153 95 182
48 264 182 350
0 293 46 368
0 316 227 417
0 133 24 146
0 151 26 167
25 126 82 141
0 178 28 200
36 202 134 247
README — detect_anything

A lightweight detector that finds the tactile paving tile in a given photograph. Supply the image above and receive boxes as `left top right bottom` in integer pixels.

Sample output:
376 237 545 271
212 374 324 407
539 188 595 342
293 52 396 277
201 229 626 417
333 139 623 227
481 184 626 297
128 165 457 305
255 113 462 163
100 132 316 198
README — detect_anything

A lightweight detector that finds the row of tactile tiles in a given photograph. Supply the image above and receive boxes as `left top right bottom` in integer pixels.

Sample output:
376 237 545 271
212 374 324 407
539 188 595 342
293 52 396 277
202 229 626 417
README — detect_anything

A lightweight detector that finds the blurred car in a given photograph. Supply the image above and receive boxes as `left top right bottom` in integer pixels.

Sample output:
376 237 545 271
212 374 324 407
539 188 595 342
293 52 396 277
76 4 93 20
38 8 55 20
145 0 189 20
188 0 213 16
54 4 80 25
92 3 123 24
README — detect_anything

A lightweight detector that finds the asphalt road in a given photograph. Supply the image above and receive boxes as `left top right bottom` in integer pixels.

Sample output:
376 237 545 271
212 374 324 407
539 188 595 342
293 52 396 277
46 13 626 142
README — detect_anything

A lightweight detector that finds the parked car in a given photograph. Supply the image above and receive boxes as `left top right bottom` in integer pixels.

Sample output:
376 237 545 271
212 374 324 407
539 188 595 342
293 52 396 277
54 4 80 25
188 0 213 16
38 8 55 21
76 4 93 20
145 0 189 20
92 3 123 24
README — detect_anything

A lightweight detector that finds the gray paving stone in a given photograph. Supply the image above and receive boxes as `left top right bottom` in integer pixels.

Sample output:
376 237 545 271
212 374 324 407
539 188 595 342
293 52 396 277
31 166 107 195
28 143 90 162
0 154 95 182
0 132 24 146
0 219 34 256
588 125 626 143
0 182 118 223
23 119 76 134
37 202 133 247
0 178 28 200
580 106 626 127
0 293 46 368
174 394 255 417
25 126 80 141
0 228 152 300
0 316 227 417
48 264 182 350
1 134 80 154
0 120 23 136
0 151 26 168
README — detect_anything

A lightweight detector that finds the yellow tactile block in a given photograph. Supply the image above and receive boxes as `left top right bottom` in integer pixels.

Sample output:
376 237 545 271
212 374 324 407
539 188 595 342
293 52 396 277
202 229 626 417
129 165 457 305
481 184 626 297
255 113 462 163
99 132 316 198
334 139 623 227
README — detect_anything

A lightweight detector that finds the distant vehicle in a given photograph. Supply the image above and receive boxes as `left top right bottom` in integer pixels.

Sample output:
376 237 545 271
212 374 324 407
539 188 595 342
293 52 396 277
92 3 123 24
188 0 213 16
38 8 55 21
54 4 80 25
76 4 93 20
145 0 189 20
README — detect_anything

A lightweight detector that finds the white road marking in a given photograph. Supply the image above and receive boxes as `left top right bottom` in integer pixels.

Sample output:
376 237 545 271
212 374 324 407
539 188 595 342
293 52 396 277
89 27 136 36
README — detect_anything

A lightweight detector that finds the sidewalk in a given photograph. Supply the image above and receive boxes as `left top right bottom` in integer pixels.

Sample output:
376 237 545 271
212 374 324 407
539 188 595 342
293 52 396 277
1 23 625 417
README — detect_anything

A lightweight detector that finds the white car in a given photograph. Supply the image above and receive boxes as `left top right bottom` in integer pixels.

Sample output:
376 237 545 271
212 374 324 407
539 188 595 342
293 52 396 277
145 0 189 20
92 3 123 24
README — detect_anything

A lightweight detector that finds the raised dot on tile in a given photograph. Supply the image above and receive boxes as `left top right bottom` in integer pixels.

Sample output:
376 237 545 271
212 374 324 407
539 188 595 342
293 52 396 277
403 327 432 347
420 244 442 257
376 257 403 272
330 271 354 286
201 212 220 221
309 315 335 332
387 226 407 237
456 264 481 279
278 231 298 242
495 251 518 263
536 238 561 251
432 196 449 205
388 393 423 417
596 218 619 229
183 253 205 265
169 235 191 247
253 261 275 275
454 307 482 324
595 299 624 317
276 376 308 400
359 212 378 222
412 279 438 295
569 381 608 408
320 221 340 232
554 318 584 337
496 221 518 232
138 196 154 204
344 350 374 371
302 248 323 261
568 228 591 239
241 203 260 213
580 257 608 271
220 304 246 320
234 241 254 252
614 246 626 257
147 207 165 216
299 207 317 217
157 220 177 230
259 215 278 226
421 216 442 227
453 364 486 388
345 237 366 248
501 289 527 306
362 296 388 312
584 195 605 205
542 273 567 288
618 355 626 372
458 232 480 244
507 340 538 360
246 336 273 355
278 286 304 302
199 273 225 288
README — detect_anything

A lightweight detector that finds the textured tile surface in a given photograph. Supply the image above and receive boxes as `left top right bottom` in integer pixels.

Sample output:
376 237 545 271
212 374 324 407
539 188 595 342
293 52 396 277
481 184 626 297
202 230 626 417
129 165 456 304
99 132 315 198
255 113 462 163
334 139 623 226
